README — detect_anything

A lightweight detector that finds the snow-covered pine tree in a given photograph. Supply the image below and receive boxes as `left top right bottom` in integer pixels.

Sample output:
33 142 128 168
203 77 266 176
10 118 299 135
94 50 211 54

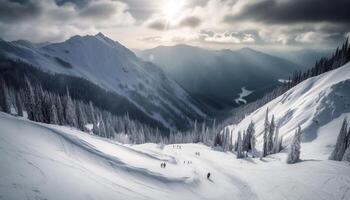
55 95 64 125
278 136 283 152
272 124 281 154
330 118 348 161
76 102 87 131
15 91 23 117
33 85 45 122
247 121 256 157
98 113 107 137
342 129 350 161
64 88 77 127
229 129 233 151
287 125 302 164
243 130 251 153
49 102 59 125
263 108 269 157
268 115 275 154
225 128 232 151
24 76 35 121
0 78 11 113
222 128 228 151
237 131 243 159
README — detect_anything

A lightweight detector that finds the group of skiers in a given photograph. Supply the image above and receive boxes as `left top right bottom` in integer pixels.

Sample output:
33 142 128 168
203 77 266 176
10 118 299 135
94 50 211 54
160 149 211 180
173 145 182 149
160 162 167 168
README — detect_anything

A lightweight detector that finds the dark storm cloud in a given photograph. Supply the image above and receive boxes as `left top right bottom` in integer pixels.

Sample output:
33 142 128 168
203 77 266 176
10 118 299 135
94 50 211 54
148 19 167 31
179 16 202 28
79 1 117 19
54 0 211 20
55 0 89 7
0 0 42 23
224 0 350 25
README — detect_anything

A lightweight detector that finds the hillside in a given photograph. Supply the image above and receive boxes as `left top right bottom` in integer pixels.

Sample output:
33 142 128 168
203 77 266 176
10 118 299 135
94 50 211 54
223 62 350 159
0 34 206 130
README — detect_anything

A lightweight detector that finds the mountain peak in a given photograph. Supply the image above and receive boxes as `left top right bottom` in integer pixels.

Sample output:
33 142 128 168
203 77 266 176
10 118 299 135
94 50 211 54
95 32 105 38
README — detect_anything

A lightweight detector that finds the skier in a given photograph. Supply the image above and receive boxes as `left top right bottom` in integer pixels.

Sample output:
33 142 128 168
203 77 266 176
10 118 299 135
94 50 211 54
207 172 211 180
164 163 166 168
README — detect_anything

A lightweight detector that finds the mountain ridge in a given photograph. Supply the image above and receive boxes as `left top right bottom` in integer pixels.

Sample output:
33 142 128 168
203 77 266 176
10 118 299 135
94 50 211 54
0 33 208 130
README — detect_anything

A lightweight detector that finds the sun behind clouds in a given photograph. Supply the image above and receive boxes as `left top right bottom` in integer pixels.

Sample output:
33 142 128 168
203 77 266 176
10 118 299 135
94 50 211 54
161 0 185 21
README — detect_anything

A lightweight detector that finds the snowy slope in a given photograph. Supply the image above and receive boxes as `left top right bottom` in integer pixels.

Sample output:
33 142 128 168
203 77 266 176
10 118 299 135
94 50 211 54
0 34 206 130
1 112 350 200
224 62 350 160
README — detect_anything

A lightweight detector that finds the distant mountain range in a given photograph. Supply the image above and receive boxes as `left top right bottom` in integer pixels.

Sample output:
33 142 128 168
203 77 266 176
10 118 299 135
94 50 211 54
0 33 207 130
0 33 332 130
137 45 305 110
265 48 332 68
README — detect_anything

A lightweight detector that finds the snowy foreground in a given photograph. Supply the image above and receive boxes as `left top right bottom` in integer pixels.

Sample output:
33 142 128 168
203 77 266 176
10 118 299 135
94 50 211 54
1 113 350 200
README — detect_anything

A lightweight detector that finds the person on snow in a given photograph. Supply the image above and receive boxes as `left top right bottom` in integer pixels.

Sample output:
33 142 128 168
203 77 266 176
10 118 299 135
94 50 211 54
207 172 211 179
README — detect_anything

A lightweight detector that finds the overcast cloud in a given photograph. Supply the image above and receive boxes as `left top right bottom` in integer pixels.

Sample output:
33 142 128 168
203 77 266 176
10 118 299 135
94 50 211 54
0 0 349 49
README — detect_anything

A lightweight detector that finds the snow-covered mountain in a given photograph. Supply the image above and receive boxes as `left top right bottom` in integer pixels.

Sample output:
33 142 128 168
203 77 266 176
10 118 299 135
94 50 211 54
1 111 350 200
0 33 206 130
137 45 304 110
224 62 350 159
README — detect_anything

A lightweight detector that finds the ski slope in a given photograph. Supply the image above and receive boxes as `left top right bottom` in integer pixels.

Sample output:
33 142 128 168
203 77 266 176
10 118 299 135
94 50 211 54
1 112 350 200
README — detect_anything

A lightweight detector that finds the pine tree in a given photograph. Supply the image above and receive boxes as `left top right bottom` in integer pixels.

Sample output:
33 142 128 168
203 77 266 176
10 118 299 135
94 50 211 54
268 115 275 154
64 88 77 127
248 121 256 157
76 102 87 131
237 131 243 159
15 91 23 117
330 118 348 161
24 76 35 120
49 103 59 124
34 85 45 122
342 128 350 161
263 108 269 157
272 124 281 153
287 125 302 164
55 95 64 125
0 78 11 113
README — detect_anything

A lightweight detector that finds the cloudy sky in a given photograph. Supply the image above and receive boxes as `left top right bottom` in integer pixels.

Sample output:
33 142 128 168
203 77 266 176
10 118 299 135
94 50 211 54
1 0 349 50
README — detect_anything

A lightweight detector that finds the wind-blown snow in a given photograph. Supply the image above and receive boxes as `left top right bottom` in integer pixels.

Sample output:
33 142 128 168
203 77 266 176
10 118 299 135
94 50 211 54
1 112 350 200
235 87 254 105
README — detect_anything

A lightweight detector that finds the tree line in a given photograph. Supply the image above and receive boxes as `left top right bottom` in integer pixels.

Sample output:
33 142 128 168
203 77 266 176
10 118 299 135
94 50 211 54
0 73 218 145
214 107 302 164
